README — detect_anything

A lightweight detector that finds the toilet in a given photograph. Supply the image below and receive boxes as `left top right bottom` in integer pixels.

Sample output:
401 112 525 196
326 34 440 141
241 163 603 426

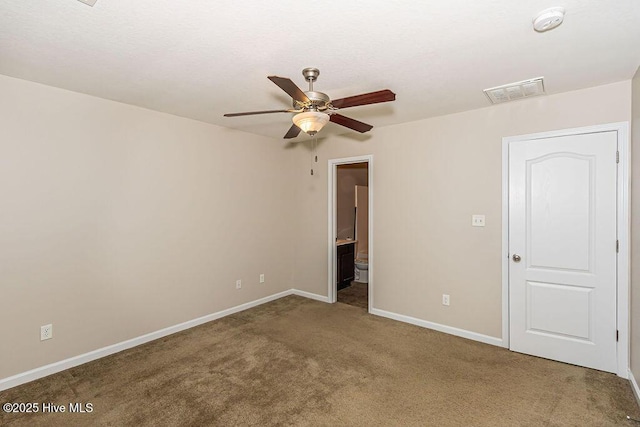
354 251 368 283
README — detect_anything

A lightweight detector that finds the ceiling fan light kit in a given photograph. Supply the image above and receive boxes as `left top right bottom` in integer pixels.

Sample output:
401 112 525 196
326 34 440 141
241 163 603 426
292 111 330 135
224 67 396 139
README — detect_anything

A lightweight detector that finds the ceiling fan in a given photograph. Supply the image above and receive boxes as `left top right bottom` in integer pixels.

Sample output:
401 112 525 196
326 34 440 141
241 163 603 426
224 68 396 139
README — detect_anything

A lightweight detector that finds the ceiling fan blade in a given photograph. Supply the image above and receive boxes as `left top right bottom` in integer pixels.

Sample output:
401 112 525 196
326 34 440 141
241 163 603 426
331 89 396 109
268 76 310 104
224 109 295 117
283 124 302 139
329 114 373 133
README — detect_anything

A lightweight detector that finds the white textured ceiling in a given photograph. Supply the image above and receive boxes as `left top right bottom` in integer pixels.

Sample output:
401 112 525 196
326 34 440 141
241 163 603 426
1 1 639 141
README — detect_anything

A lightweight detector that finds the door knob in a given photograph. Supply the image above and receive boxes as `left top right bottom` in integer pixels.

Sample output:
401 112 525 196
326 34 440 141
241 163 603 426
512 254 521 262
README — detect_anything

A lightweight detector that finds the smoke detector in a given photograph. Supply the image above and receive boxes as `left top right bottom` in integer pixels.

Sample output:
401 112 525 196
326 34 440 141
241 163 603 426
77 0 98 6
483 77 545 104
533 7 565 32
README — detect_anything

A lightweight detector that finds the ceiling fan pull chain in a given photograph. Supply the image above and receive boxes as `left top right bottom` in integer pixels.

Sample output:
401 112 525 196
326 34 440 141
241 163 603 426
313 135 318 163
310 136 314 175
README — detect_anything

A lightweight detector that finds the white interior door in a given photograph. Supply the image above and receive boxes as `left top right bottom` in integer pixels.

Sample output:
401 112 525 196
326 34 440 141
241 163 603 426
508 130 618 373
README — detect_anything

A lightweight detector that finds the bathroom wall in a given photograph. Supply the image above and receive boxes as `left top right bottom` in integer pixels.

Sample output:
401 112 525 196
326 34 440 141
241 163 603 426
336 163 368 240
355 185 369 257
291 80 632 340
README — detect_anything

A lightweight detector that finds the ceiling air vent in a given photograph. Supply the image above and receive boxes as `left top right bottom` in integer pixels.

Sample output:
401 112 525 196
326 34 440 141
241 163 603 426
483 77 545 104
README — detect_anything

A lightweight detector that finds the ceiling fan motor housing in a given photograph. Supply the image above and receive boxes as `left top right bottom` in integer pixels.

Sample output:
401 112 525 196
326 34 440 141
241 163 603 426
294 91 331 111
294 67 331 111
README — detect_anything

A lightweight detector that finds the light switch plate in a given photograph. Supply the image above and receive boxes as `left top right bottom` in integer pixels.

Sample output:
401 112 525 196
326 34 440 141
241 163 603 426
472 215 486 227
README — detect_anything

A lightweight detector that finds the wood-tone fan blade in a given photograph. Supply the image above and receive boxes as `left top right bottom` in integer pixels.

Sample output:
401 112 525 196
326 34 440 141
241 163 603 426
268 76 310 104
330 89 396 109
224 109 295 117
283 124 302 139
329 114 373 133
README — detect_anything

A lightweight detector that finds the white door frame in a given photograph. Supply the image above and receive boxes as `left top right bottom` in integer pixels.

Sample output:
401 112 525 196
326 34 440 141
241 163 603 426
328 155 373 311
501 122 630 378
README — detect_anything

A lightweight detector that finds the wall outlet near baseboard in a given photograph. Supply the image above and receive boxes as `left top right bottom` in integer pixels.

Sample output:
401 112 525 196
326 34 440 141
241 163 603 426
236 280 242 290
442 294 450 306
41 324 53 341
472 215 486 227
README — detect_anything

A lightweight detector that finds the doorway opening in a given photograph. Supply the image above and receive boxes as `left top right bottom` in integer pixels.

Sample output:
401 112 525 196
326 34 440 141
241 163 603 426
328 155 373 311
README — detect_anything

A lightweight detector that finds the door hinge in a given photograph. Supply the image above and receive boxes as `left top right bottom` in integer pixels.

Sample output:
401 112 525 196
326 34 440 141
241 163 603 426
616 240 619 253
616 330 619 342
616 151 619 163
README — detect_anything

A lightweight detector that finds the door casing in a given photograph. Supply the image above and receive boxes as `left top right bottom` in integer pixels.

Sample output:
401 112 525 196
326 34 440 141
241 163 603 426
501 122 630 378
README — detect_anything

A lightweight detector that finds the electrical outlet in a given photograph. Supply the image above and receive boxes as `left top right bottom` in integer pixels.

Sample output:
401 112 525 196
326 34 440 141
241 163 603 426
41 324 53 341
236 280 242 290
472 214 486 227
259 274 265 283
442 294 450 306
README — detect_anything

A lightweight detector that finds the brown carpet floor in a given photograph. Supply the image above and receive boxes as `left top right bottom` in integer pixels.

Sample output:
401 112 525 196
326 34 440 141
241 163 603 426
1 295 638 426
337 282 368 310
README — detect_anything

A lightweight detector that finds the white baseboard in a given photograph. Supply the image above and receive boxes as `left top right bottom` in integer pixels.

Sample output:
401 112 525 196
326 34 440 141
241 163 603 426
291 289 331 303
630 369 640 408
0 289 297 391
370 307 503 347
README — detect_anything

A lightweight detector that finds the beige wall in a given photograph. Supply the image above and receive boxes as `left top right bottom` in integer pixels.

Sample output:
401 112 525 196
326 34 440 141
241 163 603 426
632 67 640 377
292 81 632 339
0 75 295 379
